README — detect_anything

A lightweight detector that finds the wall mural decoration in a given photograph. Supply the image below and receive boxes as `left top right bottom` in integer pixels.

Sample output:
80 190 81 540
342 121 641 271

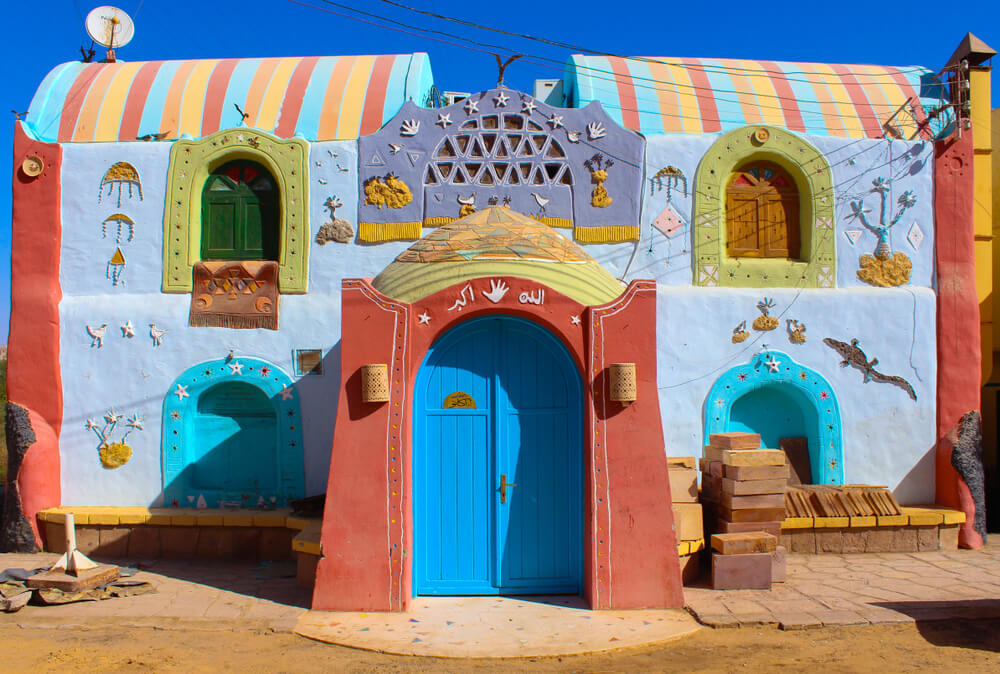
583 153 614 207
822 337 917 400
731 320 749 343
102 213 135 243
647 165 689 264
98 162 143 207
849 177 917 287
787 319 807 344
107 247 126 286
120 320 135 339
189 261 279 330
705 349 845 485
752 297 778 331
315 196 355 245
161 357 304 508
358 86 644 243
86 409 143 469
86 323 107 348
149 323 167 347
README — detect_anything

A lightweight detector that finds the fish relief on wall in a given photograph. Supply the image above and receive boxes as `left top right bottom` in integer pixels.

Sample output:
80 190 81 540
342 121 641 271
357 87 645 243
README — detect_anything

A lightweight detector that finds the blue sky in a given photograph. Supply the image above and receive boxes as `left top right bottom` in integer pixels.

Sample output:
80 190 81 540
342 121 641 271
3 1 998 345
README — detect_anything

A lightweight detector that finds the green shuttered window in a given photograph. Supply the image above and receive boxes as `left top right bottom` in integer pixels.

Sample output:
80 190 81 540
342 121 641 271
201 161 279 261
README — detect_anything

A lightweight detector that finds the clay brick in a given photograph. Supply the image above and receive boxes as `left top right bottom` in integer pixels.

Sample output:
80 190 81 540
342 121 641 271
719 506 786 523
716 520 782 538
297 551 320 589
720 492 785 510
891 527 918 553
705 447 786 467
667 456 697 469
161 527 198 558
711 532 777 555
939 524 959 550
196 527 234 560
672 503 703 541
916 525 939 552
698 457 724 476
75 526 101 555
126 526 160 558
723 463 790 481
772 546 787 582
816 529 844 553
97 527 130 558
864 527 895 553
44 522 67 554
232 528 262 560
842 527 869 553
789 530 817 554
722 477 787 496
712 551 772 590
259 527 294 561
668 468 698 502
709 432 761 449
701 475 722 500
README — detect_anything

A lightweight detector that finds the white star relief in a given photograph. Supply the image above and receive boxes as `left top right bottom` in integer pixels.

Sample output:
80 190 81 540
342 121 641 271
547 114 564 129
280 386 295 401
521 99 537 114
571 315 581 325
436 113 453 128
463 98 479 115
494 91 510 107
173 384 189 401
417 311 431 325
766 358 781 373
228 360 244 375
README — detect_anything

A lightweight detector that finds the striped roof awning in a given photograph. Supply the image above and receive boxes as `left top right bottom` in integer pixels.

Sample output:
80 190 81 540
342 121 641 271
565 56 953 139
25 54 434 143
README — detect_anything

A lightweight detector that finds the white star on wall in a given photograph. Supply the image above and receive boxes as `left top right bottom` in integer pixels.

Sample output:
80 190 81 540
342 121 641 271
228 361 244 375
174 384 189 401
521 99 537 114
463 98 479 115
280 386 295 400
571 315 581 325
766 358 781 373
547 114 564 129
494 91 510 107
418 311 432 325
436 113 453 128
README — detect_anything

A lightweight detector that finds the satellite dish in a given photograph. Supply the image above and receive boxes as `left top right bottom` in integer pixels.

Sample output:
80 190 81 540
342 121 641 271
85 6 134 61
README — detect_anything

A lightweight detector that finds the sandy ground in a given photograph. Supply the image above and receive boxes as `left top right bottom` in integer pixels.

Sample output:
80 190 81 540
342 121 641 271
2 618 998 672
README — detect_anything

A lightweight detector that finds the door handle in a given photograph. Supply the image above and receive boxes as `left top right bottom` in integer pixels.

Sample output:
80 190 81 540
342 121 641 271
499 473 518 504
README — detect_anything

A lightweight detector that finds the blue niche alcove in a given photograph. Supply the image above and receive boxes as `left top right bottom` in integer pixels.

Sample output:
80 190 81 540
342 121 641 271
704 350 844 485
161 357 304 508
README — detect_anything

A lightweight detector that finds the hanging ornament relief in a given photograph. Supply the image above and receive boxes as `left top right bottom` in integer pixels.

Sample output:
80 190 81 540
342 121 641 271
99 162 143 207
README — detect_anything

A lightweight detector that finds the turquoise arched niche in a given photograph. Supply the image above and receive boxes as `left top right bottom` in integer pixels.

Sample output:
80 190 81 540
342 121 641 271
704 350 844 484
162 357 304 508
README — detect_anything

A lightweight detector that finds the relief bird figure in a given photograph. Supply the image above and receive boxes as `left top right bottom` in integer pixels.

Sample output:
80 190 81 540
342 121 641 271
149 324 167 347
822 337 916 400
87 324 107 348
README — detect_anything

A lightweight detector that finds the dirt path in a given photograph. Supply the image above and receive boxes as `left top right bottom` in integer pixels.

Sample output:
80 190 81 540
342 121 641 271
2 618 998 672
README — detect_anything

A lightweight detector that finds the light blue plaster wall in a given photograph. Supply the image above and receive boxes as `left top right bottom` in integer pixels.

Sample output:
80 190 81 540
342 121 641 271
54 128 940 507
655 286 937 504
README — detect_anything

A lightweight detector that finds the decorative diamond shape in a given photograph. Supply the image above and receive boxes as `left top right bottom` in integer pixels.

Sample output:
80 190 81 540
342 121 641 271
699 264 718 286
907 221 924 251
818 266 833 288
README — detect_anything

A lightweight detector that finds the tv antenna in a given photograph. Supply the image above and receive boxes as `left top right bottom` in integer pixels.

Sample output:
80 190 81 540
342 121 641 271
85 6 135 63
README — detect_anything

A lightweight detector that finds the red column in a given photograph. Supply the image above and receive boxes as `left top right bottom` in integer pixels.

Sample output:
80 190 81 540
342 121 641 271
934 132 983 548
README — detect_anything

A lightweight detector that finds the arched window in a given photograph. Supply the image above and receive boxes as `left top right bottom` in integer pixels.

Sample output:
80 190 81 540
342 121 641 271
200 160 280 261
726 162 800 259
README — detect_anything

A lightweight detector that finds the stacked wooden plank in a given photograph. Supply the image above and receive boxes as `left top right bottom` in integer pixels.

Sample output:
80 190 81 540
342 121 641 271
710 531 781 589
785 485 903 518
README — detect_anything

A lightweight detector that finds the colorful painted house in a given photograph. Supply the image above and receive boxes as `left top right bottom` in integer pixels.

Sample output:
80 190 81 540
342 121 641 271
2 37 992 611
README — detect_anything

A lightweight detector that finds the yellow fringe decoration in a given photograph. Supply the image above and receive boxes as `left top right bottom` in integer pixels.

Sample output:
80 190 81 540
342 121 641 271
573 225 640 243
423 216 456 227
359 222 423 243
536 216 573 229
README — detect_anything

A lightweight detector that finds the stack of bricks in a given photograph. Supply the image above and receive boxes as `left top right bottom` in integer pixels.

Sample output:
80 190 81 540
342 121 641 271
667 456 704 584
700 432 788 589
710 532 782 589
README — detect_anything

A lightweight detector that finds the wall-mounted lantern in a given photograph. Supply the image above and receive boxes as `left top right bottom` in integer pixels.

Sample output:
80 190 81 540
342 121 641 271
361 364 390 403
609 362 637 402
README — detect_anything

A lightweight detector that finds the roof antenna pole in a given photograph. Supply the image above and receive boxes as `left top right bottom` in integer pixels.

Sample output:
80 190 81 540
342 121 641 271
494 54 523 86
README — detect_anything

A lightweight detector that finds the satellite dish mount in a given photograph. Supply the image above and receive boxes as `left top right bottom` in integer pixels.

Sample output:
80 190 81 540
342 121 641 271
85 6 135 63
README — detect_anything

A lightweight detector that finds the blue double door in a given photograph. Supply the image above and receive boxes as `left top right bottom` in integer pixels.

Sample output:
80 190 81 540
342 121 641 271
414 315 583 595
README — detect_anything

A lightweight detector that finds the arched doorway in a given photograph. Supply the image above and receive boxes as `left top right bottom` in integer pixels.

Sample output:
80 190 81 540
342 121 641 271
704 350 844 484
413 315 583 595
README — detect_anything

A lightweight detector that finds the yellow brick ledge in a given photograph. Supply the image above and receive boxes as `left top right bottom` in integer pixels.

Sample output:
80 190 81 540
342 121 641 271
292 521 323 556
38 506 294 527
781 506 966 529
677 538 705 556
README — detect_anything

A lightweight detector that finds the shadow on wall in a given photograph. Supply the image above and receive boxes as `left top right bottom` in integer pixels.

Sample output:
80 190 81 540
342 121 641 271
892 445 936 505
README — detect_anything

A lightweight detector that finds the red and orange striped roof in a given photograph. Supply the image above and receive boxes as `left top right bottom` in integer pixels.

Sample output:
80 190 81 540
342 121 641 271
565 56 953 139
25 54 434 143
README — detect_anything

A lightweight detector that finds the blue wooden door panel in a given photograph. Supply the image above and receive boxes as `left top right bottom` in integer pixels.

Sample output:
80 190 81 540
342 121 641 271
415 315 581 596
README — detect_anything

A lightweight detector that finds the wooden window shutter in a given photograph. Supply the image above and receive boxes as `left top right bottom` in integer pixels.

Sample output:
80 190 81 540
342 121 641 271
725 163 801 259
